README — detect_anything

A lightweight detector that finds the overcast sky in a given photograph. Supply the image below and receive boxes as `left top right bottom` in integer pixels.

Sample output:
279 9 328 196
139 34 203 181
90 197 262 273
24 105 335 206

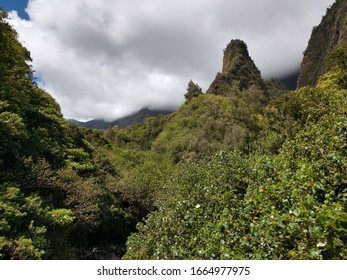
6 0 335 121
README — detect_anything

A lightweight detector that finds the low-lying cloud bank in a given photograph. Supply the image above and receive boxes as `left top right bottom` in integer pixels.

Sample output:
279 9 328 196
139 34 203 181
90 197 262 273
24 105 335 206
8 0 334 120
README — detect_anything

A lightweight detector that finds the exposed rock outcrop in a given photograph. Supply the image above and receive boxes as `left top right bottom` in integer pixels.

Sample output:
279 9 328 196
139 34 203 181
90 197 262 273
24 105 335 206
207 39 267 96
297 0 347 88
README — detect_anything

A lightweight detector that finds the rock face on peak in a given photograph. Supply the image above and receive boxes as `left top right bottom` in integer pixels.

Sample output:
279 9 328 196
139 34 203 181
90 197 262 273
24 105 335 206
297 0 347 88
207 39 267 96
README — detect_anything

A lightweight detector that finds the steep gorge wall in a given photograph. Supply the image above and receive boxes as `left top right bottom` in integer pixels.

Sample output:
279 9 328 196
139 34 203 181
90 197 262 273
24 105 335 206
297 0 347 88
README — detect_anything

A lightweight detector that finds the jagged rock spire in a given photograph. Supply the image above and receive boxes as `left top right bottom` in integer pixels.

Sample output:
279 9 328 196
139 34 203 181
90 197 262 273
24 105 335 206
207 39 267 96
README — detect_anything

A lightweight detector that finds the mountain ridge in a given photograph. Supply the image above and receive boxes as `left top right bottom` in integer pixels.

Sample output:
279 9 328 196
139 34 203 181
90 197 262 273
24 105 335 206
68 107 174 129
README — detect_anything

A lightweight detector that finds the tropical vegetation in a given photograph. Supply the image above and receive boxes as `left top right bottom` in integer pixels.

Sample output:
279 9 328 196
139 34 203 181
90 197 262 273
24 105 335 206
0 6 346 260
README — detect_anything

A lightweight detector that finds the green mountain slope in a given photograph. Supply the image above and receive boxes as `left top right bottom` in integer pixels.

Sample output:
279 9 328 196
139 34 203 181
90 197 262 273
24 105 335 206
125 44 347 260
107 39 281 164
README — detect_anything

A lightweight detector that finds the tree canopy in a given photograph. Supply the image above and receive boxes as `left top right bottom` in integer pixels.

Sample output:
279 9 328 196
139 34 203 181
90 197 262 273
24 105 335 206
184 80 203 101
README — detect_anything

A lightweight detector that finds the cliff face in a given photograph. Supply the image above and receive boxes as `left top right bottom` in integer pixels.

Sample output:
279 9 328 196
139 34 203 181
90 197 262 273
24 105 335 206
207 39 267 96
297 0 347 88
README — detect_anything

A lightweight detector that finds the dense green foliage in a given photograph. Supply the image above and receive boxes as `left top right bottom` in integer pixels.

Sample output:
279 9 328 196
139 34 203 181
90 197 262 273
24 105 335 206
0 9 143 259
184 80 203 101
1 6 346 260
124 45 347 260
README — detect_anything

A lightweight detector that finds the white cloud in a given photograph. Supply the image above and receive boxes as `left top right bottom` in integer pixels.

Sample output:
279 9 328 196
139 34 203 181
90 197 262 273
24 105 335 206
8 0 335 120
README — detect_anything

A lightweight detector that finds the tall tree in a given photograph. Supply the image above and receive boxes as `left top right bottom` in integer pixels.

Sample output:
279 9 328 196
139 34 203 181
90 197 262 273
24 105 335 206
184 80 203 101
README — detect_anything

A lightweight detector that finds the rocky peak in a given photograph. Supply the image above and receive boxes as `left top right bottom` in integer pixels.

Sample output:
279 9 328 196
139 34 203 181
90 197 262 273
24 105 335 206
207 39 267 96
297 0 347 88
222 39 250 73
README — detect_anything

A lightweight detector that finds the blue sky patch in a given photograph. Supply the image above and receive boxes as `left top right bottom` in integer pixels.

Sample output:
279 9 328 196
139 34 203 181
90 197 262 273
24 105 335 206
0 0 29 19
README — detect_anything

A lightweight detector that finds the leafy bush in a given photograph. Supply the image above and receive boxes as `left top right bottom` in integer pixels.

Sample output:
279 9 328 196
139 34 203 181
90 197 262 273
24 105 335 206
0 183 76 259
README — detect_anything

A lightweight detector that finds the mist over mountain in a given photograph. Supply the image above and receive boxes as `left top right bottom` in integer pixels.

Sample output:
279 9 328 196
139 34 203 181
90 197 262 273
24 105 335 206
278 71 300 90
68 107 174 129
7 0 335 121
